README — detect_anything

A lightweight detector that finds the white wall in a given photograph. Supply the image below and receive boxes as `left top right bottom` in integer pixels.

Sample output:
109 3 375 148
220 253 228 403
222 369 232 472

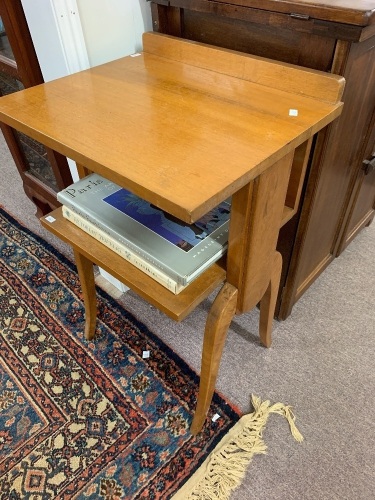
22 0 152 78
77 0 152 67
21 0 72 82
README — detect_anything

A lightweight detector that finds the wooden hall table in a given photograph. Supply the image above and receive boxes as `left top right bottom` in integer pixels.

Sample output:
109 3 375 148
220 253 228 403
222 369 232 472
0 33 344 434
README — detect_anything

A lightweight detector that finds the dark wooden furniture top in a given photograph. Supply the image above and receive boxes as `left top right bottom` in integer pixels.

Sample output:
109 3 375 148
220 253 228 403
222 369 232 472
206 0 375 25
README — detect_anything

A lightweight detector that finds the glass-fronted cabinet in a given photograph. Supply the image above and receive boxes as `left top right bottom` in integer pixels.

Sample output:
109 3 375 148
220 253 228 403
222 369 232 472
0 1 72 216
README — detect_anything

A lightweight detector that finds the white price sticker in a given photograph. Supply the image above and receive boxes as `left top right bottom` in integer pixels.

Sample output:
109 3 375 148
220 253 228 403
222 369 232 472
289 109 299 117
45 216 56 223
142 350 150 359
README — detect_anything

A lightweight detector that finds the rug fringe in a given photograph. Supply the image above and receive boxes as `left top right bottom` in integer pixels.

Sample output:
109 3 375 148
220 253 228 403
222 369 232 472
173 395 303 500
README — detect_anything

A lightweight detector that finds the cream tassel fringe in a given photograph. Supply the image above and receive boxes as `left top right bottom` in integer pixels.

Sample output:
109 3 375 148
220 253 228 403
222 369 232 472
172 395 303 500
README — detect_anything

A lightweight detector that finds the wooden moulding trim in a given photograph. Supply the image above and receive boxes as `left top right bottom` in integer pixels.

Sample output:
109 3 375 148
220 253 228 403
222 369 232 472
0 0 44 87
142 32 345 104
331 40 351 75
23 171 58 199
283 139 313 215
359 22 375 41
179 0 375 27
0 55 18 79
167 0 366 41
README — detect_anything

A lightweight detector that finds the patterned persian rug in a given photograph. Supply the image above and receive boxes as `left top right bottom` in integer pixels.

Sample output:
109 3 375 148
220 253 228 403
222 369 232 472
0 207 241 499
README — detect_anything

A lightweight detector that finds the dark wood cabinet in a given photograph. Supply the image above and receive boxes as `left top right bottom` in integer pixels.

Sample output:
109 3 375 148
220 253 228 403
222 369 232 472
150 0 375 319
0 0 72 216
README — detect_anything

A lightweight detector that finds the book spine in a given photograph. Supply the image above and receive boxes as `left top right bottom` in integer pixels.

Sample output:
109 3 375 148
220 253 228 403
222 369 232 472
62 206 185 294
58 194 185 285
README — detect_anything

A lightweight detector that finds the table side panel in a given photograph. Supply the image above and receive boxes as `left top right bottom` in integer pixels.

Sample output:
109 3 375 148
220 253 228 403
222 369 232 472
142 32 345 103
227 151 294 313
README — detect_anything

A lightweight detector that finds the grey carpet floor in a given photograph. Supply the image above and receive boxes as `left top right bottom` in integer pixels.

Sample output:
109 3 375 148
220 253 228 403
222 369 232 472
1 131 374 499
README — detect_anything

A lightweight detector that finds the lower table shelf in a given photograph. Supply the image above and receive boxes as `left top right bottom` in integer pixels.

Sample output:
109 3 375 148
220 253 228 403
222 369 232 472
41 207 227 322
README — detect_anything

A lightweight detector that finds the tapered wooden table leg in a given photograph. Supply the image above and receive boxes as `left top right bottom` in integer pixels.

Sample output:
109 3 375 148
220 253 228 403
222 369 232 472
190 283 238 435
73 249 97 340
259 251 283 347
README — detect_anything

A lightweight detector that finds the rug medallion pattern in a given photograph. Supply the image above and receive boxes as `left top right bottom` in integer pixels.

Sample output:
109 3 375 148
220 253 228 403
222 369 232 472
0 208 240 499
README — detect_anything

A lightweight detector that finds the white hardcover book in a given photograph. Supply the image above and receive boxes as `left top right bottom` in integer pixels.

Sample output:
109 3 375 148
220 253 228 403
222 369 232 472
57 173 231 285
62 205 186 294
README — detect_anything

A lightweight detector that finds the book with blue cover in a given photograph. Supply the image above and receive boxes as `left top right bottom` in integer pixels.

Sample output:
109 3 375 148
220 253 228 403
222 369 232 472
57 173 231 285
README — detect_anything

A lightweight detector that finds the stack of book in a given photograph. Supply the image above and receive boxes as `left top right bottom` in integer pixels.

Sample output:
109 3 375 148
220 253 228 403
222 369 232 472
57 173 231 294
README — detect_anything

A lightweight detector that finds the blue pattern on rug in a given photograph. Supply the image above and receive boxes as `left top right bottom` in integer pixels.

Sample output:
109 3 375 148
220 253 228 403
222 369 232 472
0 207 240 499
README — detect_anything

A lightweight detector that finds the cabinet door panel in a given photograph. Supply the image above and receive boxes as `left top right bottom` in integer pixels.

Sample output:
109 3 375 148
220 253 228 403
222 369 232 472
183 9 336 71
290 36 375 299
349 166 375 231
339 129 375 249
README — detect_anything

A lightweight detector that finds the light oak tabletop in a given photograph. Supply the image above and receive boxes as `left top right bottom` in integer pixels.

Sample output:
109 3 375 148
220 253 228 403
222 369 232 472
0 33 344 223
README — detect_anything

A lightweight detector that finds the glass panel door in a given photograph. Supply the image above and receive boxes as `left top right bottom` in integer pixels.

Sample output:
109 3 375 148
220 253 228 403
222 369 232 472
0 15 14 60
0 1 72 216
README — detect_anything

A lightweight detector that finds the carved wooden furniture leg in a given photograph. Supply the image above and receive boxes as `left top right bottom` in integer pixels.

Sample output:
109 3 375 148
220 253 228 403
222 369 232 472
190 283 238 435
73 249 97 340
259 251 283 347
